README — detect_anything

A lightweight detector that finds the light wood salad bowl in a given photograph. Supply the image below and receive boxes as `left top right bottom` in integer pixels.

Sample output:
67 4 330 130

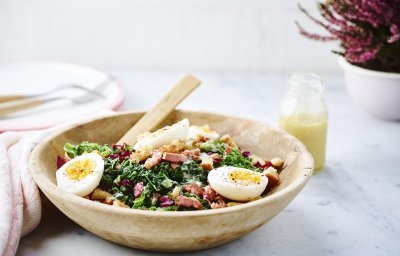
29 110 313 252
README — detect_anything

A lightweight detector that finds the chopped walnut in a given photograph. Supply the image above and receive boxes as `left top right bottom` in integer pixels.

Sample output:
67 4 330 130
220 134 237 148
131 148 152 163
90 188 112 201
158 140 186 153
113 199 129 208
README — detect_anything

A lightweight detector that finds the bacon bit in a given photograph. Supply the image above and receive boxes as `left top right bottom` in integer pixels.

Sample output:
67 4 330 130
182 148 201 160
266 173 280 190
134 182 144 198
183 183 204 197
174 195 203 209
210 195 227 209
203 185 217 202
56 156 67 169
144 150 162 170
162 152 188 164
224 146 233 155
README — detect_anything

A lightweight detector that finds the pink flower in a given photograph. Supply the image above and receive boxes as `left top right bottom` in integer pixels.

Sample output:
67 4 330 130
297 0 400 72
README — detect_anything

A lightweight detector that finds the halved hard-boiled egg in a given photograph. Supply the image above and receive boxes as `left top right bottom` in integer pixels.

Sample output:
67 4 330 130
208 166 268 201
133 119 190 151
186 125 219 141
56 153 104 197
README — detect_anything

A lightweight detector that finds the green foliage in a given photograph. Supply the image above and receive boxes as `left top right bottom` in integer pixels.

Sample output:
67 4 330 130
199 140 226 155
63 141 113 158
221 148 258 171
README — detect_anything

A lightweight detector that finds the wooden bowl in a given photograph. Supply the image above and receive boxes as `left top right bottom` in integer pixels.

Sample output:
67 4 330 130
29 110 313 252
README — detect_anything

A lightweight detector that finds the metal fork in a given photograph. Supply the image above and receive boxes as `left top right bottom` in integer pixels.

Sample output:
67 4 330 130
0 77 113 117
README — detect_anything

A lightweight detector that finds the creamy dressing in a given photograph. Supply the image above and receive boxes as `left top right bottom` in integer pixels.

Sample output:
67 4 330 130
279 114 327 171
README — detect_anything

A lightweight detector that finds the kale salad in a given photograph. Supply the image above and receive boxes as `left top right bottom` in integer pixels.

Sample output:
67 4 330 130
55 119 283 211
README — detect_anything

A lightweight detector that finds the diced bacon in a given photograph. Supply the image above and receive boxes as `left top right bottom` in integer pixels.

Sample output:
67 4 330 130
266 172 280 190
182 148 201 160
211 195 227 209
263 167 280 190
134 182 144 198
144 150 162 170
211 202 227 209
203 185 217 202
224 146 233 155
183 183 204 197
162 152 188 164
174 195 203 209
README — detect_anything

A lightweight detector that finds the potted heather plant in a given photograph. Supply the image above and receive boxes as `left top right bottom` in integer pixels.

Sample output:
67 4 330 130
297 0 400 120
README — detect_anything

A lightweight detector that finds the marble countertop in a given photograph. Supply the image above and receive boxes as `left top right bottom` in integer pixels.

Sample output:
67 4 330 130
17 71 400 256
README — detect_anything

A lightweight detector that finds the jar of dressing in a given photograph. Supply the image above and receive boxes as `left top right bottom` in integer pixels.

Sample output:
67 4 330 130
279 72 328 172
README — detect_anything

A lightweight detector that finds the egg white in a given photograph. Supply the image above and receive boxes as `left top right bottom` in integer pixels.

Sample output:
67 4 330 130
133 118 190 151
186 125 219 141
208 166 268 201
56 153 104 197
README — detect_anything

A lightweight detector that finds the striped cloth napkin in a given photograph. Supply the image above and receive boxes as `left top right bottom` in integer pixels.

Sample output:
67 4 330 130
0 112 114 256
0 130 48 256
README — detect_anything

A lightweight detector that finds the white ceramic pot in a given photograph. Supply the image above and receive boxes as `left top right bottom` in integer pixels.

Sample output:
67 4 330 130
339 58 400 121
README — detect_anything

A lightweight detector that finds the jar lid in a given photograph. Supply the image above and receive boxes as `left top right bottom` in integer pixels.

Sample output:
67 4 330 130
287 72 324 92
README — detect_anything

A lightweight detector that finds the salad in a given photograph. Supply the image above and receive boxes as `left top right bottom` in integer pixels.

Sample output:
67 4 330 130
55 119 283 211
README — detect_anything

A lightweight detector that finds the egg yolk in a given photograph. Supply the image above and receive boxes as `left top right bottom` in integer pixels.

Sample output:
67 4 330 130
66 159 95 180
228 170 261 185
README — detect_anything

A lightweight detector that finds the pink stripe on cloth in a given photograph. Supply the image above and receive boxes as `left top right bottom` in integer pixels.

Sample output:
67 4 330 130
0 111 115 256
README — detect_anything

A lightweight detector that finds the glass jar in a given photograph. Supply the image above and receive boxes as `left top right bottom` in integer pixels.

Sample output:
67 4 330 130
279 72 328 172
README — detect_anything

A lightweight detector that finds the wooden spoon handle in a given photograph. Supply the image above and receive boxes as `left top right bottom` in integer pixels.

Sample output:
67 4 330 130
117 75 201 145
0 95 26 103
0 98 46 117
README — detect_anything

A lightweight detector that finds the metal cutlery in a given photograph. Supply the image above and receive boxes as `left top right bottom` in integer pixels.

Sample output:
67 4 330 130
0 76 113 117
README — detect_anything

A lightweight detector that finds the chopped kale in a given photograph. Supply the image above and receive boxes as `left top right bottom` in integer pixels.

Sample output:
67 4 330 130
64 141 113 158
221 148 258 171
199 140 226 155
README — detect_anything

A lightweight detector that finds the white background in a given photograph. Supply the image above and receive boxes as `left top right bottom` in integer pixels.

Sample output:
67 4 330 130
0 0 340 73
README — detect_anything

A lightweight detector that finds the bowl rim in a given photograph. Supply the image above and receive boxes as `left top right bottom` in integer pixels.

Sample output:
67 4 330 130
338 57 400 79
29 110 314 217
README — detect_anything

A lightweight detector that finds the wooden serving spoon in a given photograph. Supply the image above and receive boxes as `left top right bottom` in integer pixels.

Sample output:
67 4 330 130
117 75 201 145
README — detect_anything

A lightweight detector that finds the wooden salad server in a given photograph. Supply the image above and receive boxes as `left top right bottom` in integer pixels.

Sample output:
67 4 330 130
117 75 201 145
